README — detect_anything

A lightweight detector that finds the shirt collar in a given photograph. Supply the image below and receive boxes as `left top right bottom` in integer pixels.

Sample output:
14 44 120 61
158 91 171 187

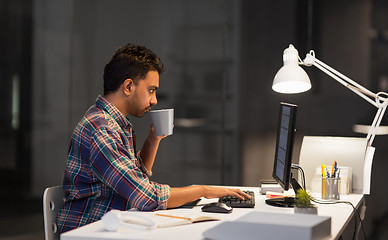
95 95 132 129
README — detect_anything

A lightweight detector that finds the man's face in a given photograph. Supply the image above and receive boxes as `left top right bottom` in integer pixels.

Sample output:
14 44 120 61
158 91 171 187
127 70 159 117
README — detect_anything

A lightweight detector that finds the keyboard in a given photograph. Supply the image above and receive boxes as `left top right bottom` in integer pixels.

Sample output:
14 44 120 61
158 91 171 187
218 190 255 208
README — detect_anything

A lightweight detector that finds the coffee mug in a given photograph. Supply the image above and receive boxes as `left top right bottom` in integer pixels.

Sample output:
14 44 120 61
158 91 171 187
149 109 174 136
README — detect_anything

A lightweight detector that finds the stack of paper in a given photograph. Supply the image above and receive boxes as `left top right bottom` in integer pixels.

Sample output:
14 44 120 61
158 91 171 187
260 183 283 194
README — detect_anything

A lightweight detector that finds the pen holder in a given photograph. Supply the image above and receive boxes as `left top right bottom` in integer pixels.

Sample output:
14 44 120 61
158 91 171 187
321 177 340 200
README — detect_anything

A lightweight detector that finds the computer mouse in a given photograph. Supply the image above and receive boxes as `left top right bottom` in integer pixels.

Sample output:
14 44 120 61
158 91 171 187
201 202 233 213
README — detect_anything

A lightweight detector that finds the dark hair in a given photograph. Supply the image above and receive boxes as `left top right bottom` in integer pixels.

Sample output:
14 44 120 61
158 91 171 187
103 43 164 95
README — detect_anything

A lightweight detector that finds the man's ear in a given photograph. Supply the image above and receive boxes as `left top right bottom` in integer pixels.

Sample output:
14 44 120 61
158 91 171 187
123 79 134 96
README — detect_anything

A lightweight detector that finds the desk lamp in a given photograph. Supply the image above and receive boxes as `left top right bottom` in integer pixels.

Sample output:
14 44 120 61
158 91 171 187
272 44 388 194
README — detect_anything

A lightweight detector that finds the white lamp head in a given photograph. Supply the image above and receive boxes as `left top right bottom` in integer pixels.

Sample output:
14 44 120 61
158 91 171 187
272 44 312 94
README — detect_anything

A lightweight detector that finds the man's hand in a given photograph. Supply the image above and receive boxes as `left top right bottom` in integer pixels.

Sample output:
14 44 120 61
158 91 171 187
148 124 166 141
168 185 251 209
202 186 252 200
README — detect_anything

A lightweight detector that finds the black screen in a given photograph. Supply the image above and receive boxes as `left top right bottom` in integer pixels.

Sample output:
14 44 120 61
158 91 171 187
272 102 297 191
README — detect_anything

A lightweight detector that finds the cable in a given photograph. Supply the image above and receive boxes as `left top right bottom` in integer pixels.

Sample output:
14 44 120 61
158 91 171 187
356 202 367 240
291 164 306 190
309 197 367 240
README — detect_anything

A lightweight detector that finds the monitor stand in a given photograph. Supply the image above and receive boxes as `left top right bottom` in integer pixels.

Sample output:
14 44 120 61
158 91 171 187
265 177 302 208
265 196 295 207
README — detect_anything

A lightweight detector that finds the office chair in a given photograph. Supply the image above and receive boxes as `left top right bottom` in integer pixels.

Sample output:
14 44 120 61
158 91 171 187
43 186 64 240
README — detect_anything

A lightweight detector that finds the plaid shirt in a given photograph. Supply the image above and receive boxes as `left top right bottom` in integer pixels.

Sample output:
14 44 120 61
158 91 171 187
57 95 171 233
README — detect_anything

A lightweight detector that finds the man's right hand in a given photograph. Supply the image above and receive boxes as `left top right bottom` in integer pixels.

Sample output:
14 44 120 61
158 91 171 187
167 185 251 209
202 186 251 200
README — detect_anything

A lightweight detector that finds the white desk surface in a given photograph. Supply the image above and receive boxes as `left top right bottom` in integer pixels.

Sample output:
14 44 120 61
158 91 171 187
61 186 364 240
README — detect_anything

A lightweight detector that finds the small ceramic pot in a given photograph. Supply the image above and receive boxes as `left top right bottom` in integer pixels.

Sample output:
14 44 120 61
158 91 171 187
294 206 318 215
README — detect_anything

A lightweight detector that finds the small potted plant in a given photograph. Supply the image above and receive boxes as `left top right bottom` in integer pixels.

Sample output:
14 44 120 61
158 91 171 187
294 189 317 215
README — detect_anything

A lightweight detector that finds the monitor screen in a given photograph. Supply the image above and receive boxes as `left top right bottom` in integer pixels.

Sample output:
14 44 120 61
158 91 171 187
272 102 297 191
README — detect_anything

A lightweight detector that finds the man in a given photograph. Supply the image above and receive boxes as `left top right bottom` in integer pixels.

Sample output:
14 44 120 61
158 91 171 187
57 43 250 233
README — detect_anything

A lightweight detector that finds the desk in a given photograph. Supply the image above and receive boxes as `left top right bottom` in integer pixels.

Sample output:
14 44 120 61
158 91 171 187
61 187 364 240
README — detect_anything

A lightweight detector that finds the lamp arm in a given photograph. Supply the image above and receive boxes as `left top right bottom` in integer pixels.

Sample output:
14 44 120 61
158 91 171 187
368 105 387 145
303 52 380 107
303 51 388 146
313 58 378 99
312 60 379 107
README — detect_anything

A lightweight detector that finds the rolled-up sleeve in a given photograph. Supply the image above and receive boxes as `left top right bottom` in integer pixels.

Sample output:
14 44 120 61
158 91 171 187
90 127 171 211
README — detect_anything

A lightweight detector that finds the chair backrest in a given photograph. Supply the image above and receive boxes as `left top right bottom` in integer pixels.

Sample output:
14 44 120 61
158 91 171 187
43 186 65 240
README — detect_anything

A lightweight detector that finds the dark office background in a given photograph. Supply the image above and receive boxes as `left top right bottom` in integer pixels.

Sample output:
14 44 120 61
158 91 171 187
0 0 387 239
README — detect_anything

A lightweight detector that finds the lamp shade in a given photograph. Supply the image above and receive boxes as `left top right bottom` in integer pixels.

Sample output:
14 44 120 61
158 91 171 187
272 44 311 94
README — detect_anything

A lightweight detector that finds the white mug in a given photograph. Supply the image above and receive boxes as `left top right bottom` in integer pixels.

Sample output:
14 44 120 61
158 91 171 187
149 109 174 136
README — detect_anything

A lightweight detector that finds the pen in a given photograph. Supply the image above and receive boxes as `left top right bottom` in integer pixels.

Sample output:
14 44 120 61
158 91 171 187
325 166 330 179
321 164 326 178
335 168 341 178
334 161 338 178
332 161 335 178
155 213 191 221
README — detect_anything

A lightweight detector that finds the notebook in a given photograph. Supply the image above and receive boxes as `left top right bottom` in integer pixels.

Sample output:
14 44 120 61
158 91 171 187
102 209 220 231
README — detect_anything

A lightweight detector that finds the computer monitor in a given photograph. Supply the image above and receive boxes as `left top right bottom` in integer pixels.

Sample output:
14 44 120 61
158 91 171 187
266 102 300 208
273 102 297 191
